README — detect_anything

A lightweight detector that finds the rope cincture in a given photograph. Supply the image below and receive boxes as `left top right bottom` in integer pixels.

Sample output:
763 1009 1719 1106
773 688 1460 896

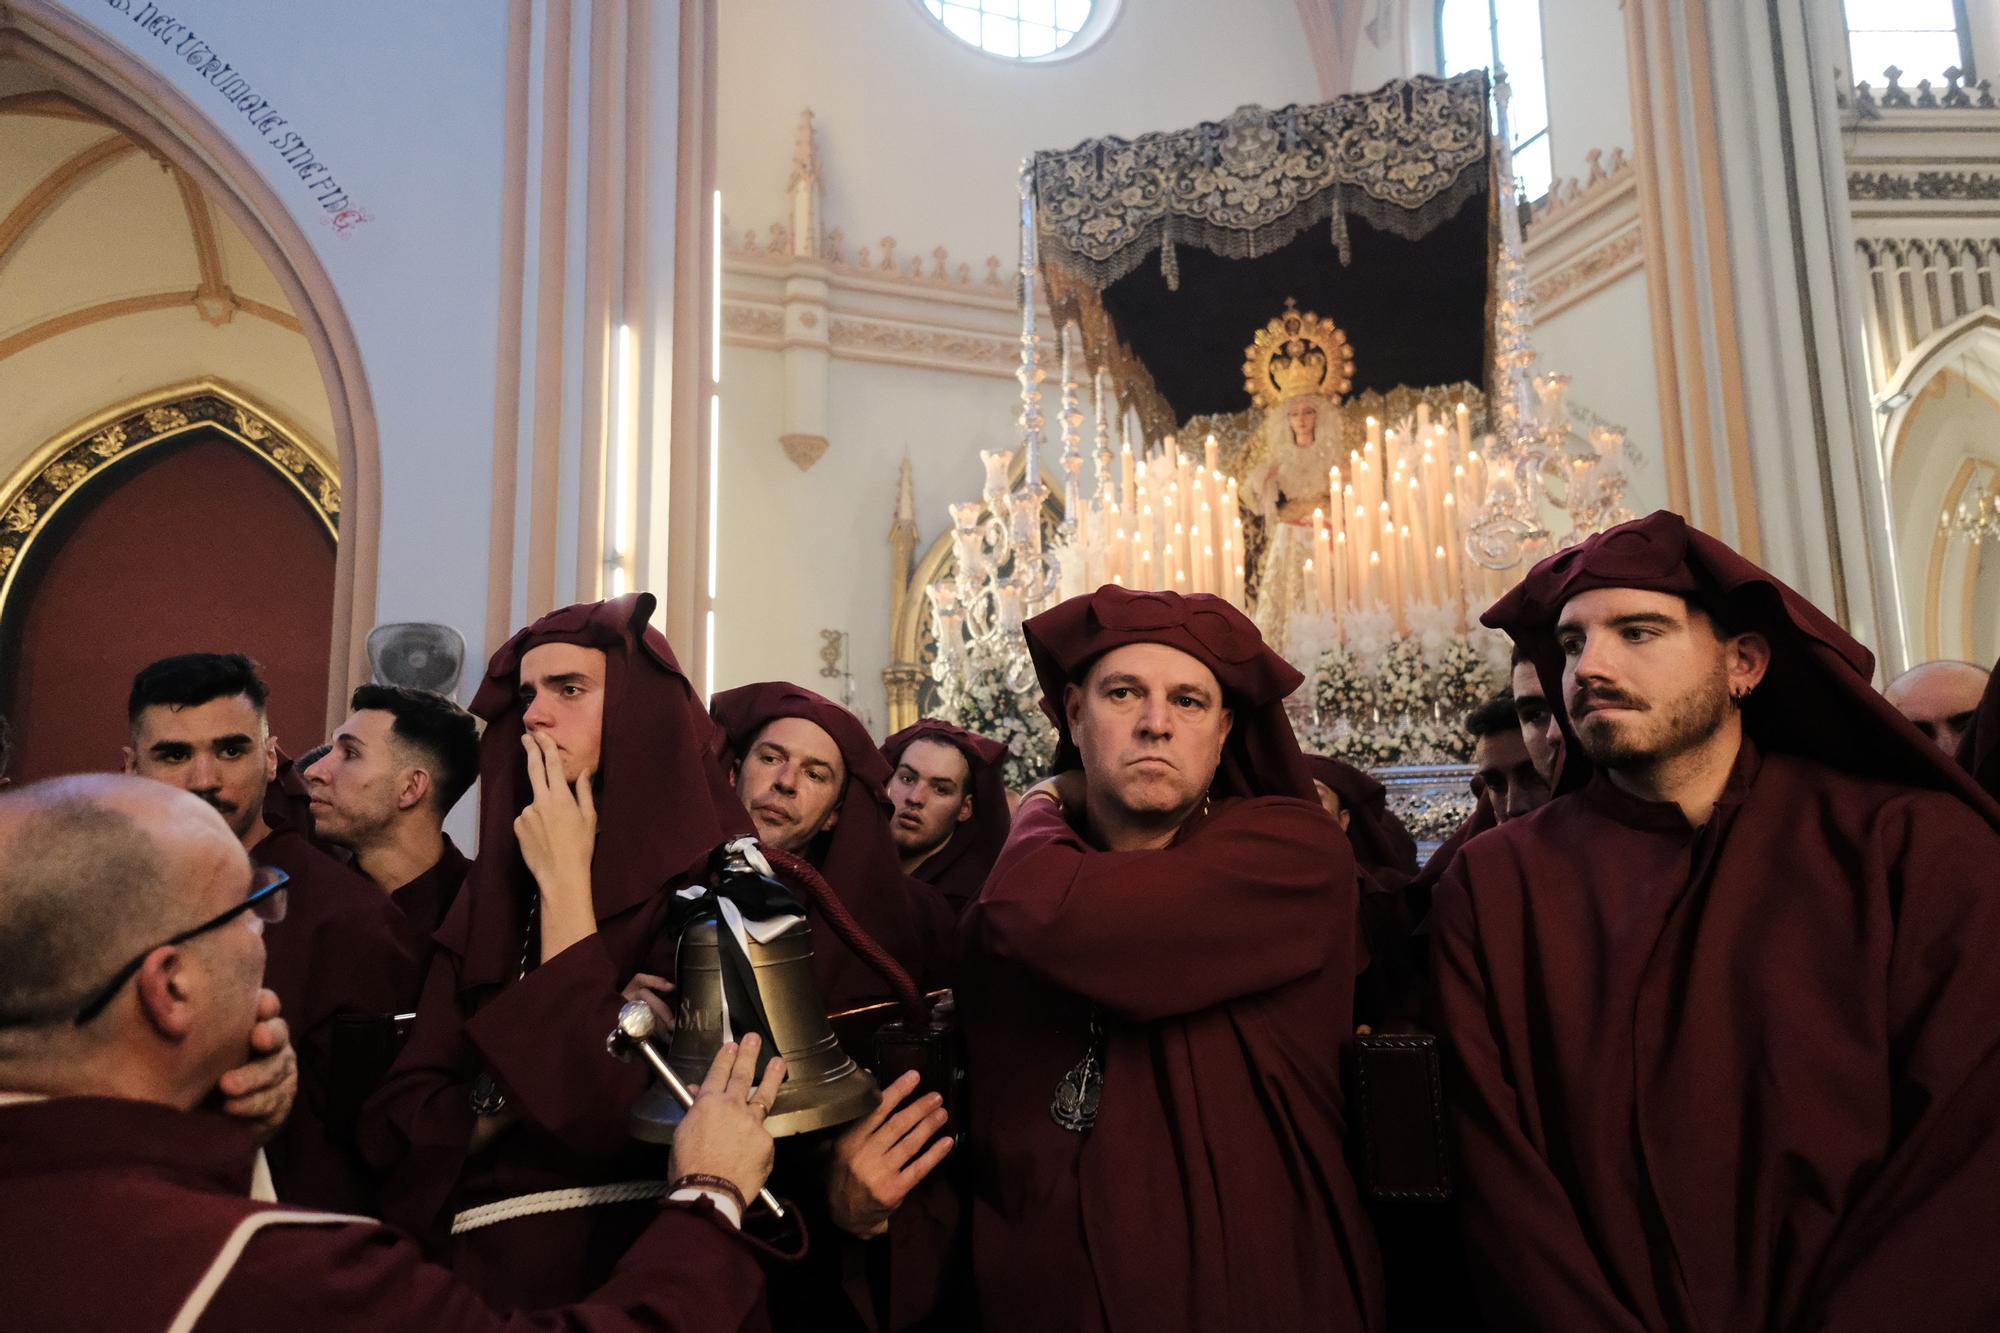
449 1180 670 1235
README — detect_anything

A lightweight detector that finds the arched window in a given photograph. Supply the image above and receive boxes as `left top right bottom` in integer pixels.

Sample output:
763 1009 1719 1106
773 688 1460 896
1437 0 1551 203
919 0 1108 61
1844 0 1970 90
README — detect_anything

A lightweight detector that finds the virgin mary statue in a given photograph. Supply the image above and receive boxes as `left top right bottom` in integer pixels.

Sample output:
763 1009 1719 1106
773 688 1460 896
1239 299 1354 662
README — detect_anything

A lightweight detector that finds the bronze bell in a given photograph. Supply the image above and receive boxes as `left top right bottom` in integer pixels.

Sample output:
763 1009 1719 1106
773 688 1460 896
629 915 880 1142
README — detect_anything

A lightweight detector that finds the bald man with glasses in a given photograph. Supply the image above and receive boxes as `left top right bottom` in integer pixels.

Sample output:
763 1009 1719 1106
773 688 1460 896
0 774 786 1332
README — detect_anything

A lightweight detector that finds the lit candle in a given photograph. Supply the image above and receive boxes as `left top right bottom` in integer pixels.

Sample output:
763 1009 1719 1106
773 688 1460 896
1121 442 1136 513
1455 401 1472 457
1334 530 1349 616
1204 432 1219 474
1303 558 1317 615
1367 548 1383 608
1313 511 1334 614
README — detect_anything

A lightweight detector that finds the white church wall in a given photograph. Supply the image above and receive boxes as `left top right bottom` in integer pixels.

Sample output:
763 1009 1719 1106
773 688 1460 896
1533 269 1671 518
714 0 1328 725
54 0 512 661
1536 0 1632 187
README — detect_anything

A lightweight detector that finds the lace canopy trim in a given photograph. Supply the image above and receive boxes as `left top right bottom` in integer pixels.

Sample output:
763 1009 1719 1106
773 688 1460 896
1030 73 1491 292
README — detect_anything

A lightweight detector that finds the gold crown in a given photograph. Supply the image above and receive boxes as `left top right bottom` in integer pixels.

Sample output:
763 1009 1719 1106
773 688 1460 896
1241 298 1354 410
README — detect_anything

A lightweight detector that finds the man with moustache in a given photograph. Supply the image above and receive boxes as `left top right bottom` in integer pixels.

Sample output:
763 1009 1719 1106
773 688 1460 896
882 718 1012 917
1884 658 1990 754
306 684 481 970
1433 511 2000 1331
0 774 785 1333
125 652 410 1211
961 585 1382 1332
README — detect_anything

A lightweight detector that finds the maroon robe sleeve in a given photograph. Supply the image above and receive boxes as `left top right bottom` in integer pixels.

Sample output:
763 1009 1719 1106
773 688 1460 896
465 930 652 1158
201 1201 771 1331
974 796 1343 1022
359 949 484 1237
1429 857 1651 1333
1789 793 2000 1330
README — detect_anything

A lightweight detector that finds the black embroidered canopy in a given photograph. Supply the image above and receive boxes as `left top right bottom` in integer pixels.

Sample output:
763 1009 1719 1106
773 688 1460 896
1031 73 1495 435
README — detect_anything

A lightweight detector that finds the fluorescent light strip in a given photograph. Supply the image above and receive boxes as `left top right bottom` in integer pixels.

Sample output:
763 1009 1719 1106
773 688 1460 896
707 392 720 601
704 608 717 706
711 189 722 383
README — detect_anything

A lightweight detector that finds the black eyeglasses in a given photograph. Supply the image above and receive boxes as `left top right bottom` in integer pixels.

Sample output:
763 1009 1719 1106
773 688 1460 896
73 865 290 1026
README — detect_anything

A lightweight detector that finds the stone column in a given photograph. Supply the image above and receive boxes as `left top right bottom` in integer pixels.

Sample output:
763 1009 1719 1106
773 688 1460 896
1621 0 1907 670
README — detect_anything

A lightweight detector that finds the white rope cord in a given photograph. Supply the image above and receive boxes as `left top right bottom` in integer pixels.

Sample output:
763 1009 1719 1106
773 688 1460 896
449 1180 669 1235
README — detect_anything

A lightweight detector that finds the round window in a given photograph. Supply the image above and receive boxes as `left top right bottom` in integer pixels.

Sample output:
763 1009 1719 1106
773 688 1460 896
916 0 1115 62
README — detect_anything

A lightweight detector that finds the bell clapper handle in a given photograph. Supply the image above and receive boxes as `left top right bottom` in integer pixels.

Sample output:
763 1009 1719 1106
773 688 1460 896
609 1001 786 1219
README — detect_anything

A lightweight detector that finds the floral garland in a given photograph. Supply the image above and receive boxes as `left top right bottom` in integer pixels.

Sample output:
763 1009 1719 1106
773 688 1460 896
931 658 1060 791
1299 622 1510 767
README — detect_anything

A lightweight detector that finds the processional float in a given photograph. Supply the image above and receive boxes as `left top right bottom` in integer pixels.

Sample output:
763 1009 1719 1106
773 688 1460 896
925 72 1633 842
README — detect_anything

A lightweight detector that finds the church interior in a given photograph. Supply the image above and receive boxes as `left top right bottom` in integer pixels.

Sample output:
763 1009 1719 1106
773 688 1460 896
4 2 2000 1328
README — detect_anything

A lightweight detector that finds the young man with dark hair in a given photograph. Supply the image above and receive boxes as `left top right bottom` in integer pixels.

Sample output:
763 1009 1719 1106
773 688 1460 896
1510 639 1563 784
1465 690 1550 824
307 684 480 961
124 651 412 1212
881 719 1012 917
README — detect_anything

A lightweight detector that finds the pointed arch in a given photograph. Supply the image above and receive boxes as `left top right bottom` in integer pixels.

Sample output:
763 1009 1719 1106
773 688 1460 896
0 2 378 727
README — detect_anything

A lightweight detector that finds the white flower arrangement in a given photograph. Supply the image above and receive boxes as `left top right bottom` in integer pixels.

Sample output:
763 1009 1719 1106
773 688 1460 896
931 655 1060 790
1302 624 1508 766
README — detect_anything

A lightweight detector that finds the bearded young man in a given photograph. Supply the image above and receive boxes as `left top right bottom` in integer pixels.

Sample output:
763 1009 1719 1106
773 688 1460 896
125 652 411 1212
882 718 1011 916
306 684 480 970
960 585 1382 1333
1433 511 2000 1332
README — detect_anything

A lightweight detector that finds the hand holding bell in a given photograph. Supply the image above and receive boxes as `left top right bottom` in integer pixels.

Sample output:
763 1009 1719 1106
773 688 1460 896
609 1001 786 1218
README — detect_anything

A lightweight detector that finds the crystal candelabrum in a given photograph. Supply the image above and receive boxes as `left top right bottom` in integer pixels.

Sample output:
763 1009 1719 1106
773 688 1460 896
926 166 1064 695
1940 478 2000 546
1463 70 1634 573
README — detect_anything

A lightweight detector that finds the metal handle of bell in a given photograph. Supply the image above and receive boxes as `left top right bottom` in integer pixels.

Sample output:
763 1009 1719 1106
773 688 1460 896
607 1000 787 1219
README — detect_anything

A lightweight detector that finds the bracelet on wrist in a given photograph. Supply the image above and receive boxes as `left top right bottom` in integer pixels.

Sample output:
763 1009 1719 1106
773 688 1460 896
669 1172 747 1216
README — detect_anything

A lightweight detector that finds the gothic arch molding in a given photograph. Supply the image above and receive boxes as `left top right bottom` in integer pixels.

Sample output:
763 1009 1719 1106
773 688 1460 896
0 2 378 727
0 381 338 634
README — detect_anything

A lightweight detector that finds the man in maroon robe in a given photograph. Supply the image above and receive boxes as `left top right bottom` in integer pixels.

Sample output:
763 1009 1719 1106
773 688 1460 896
882 718 1012 918
125 651 412 1212
711 683 961 1330
960 584 1383 1332
0 772 784 1332
1307 754 1419 889
1957 655 2000 798
1435 510 2000 1331
305 683 481 968
1508 642 1562 784
361 594 761 1310
1885 658 1990 754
